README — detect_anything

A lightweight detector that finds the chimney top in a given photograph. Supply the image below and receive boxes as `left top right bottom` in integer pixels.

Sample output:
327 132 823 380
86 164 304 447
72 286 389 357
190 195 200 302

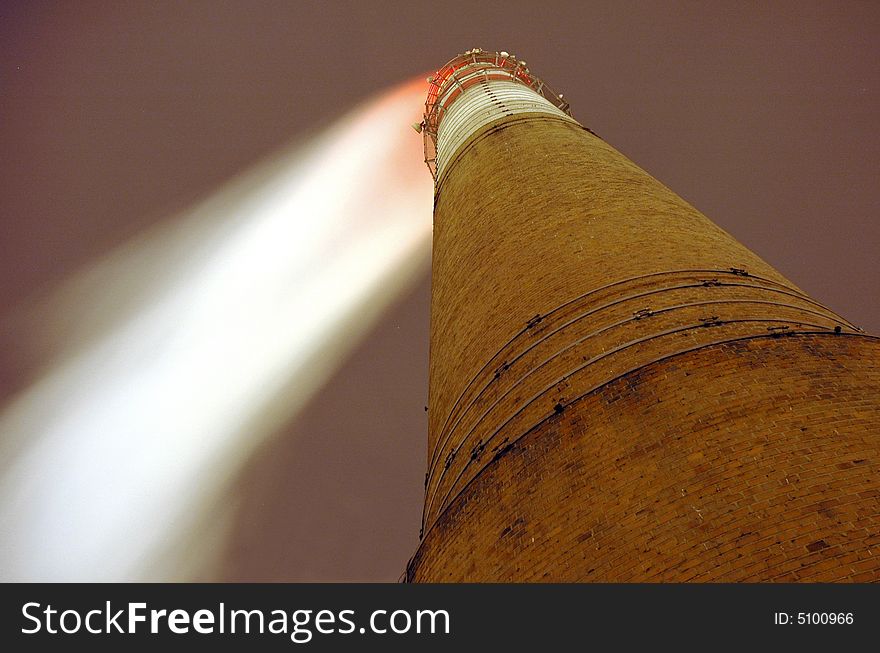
419 50 571 179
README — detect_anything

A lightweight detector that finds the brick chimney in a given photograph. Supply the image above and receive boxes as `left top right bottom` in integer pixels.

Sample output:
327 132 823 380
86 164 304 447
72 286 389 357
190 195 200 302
407 49 880 582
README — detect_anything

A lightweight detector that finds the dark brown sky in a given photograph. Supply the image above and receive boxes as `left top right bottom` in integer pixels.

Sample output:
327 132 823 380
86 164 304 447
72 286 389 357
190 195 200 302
1 1 878 580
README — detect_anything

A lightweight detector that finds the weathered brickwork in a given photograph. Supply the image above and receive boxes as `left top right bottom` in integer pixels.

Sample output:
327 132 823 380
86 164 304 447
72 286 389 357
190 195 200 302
413 335 880 581
411 113 880 582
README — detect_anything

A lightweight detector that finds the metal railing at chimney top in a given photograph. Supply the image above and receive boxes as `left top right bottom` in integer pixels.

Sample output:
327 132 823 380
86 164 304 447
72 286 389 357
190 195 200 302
417 49 572 179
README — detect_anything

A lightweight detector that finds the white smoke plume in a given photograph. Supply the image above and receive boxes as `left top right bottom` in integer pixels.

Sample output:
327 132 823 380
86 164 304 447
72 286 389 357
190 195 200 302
0 79 432 581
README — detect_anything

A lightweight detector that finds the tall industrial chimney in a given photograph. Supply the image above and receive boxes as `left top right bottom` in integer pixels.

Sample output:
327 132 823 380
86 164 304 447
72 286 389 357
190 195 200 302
406 50 880 582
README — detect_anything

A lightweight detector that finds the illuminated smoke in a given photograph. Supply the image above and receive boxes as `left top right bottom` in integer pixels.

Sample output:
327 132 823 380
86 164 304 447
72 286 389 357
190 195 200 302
0 79 432 581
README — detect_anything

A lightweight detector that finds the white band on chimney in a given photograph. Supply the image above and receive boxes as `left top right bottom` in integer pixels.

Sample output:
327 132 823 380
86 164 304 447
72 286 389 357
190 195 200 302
435 79 577 180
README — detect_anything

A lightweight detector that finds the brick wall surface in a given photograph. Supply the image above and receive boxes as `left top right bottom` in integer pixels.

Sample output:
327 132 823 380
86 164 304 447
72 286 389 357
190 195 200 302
411 115 879 582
